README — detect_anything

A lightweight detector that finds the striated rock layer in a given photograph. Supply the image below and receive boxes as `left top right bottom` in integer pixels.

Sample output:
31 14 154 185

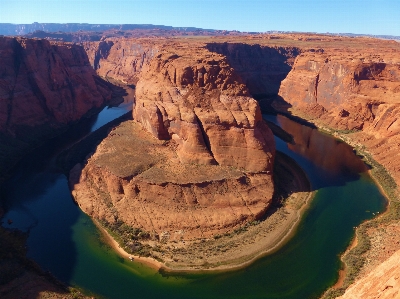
133 45 275 172
338 249 400 299
0 37 112 135
83 39 159 84
0 36 113 175
277 47 400 185
70 41 276 240
70 121 274 240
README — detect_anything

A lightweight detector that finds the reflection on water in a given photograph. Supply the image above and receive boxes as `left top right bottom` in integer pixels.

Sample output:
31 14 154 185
278 115 367 176
264 114 368 189
0 110 386 299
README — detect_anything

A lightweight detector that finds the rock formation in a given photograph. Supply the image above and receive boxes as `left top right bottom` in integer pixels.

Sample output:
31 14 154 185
83 39 159 83
70 41 276 240
206 42 301 95
69 34 400 287
0 36 114 175
278 47 400 185
338 249 400 299
133 46 275 171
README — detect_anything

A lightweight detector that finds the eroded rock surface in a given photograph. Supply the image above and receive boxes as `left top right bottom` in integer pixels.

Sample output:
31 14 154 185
278 46 400 185
83 39 159 84
70 121 274 240
134 46 275 172
338 249 400 299
0 37 112 135
0 36 113 174
70 41 276 240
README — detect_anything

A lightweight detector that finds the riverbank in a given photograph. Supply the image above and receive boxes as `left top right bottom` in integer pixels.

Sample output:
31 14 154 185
279 110 400 299
91 152 315 273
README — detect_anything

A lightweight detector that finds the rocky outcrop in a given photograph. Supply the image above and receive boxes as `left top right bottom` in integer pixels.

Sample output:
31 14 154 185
133 46 275 172
70 121 274 240
338 249 400 299
277 48 400 185
70 41 276 240
0 36 113 174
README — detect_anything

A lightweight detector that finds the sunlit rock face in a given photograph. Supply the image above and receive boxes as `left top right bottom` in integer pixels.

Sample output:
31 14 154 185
278 46 400 186
70 40 276 240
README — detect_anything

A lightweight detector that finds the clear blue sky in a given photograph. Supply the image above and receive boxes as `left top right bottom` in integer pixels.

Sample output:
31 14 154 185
1 0 399 36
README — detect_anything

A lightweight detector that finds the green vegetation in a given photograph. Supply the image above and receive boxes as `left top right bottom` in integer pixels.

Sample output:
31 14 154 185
99 219 153 257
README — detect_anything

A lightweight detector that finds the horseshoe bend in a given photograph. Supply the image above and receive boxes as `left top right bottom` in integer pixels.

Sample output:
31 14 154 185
68 35 400 274
1 32 400 298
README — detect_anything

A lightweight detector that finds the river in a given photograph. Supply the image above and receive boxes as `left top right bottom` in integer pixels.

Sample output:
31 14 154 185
0 102 386 299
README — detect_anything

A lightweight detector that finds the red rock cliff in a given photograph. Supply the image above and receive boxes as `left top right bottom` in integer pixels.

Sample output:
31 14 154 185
0 36 113 174
83 38 158 84
206 42 301 95
133 44 275 173
278 47 400 185
70 40 276 240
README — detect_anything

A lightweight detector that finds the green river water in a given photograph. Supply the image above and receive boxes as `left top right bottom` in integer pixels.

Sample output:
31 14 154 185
1 108 386 299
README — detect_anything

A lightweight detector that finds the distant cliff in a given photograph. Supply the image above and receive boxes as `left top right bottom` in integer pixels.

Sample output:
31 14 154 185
0 23 217 36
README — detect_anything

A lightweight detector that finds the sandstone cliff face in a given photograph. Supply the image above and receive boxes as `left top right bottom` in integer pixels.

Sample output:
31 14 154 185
0 37 112 135
134 46 275 172
279 52 400 130
206 42 301 95
338 248 400 299
83 39 158 84
278 49 400 185
71 41 276 239
0 37 113 175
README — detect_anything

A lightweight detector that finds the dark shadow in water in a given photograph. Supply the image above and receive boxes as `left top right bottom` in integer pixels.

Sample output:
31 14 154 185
0 94 134 288
264 113 368 191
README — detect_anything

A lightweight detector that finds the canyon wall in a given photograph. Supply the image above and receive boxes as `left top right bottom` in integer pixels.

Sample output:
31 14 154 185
83 39 159 84
276 42 400 298
278 49 400 185
0 36 113 175
206 42 300 95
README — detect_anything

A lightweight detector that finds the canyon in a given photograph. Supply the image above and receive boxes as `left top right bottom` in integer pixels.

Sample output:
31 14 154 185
0 30 400 298
72 34 400 297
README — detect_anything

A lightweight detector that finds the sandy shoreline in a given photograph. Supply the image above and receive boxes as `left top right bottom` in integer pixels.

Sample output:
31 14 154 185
92 153 315 273
95 191 315 273
94 219 163 271
333 236 358 289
